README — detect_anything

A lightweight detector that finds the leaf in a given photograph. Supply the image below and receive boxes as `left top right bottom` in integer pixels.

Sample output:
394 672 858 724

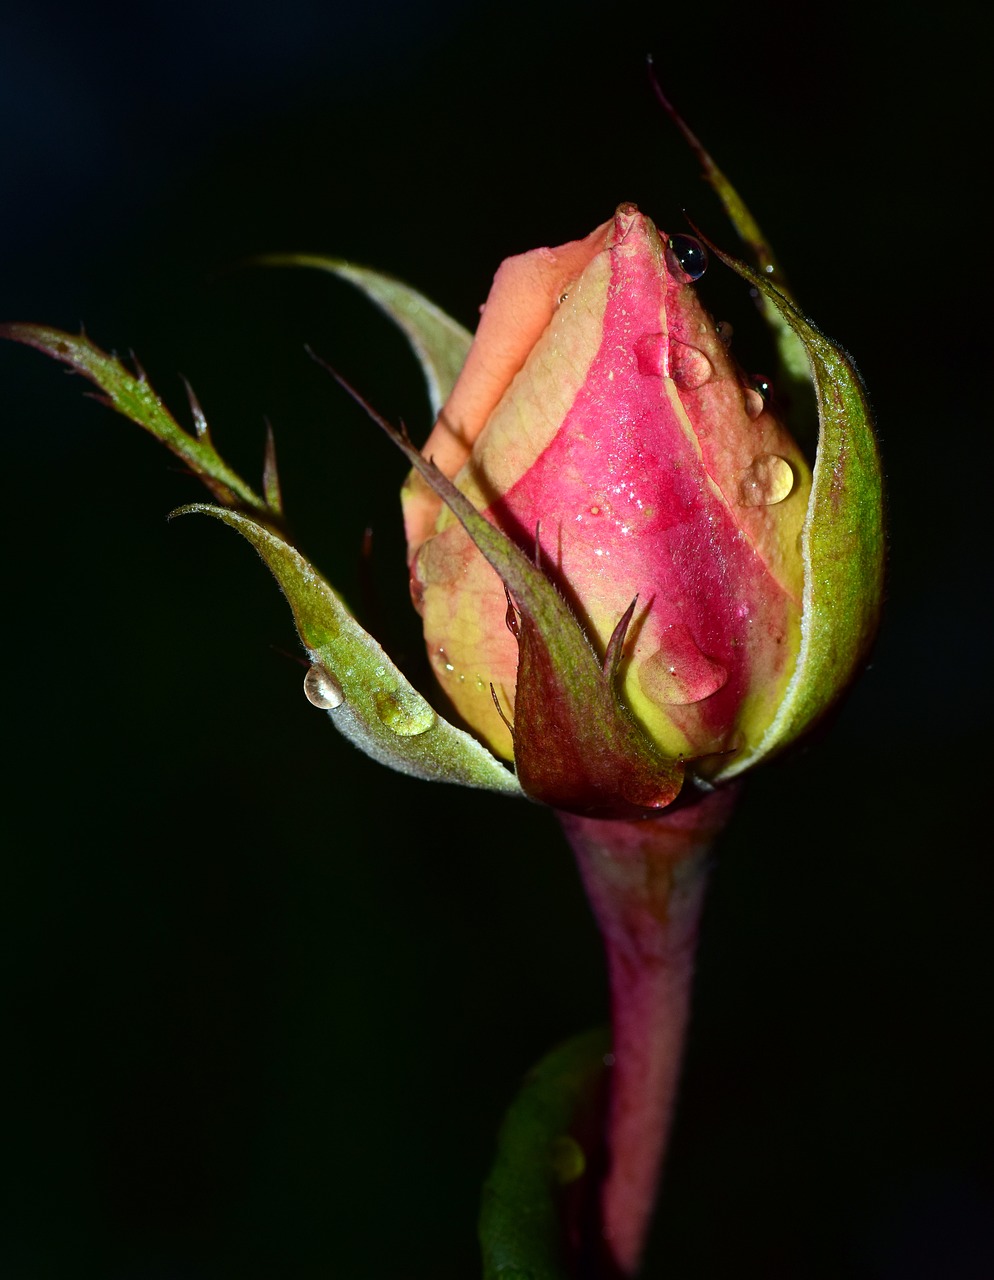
258 255 472 417
1 325 276 519
480 1028 610 1280
178 504 524 793
706 255 885 780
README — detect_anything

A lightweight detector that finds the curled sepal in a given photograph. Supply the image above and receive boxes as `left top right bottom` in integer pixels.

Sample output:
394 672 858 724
258 255 472 417
335 381 685 817
0 324 277 520
480 1028 610 1280
706 252 885 780
177 503 522 794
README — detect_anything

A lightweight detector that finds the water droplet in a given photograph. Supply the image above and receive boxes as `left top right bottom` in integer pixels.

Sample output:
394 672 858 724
638 625 728 706
303 664 344 710
670 340 713 390
373 687 435 736
549 1134 586 1185
665 233 708 283
716 320 734 346
633 331 666 376
751 373 773 400
744 388 764 420
738 454 795 506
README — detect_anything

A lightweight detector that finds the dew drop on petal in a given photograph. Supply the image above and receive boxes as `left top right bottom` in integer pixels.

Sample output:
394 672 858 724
638 625 728 706
373 686 436 736
738 454 795 506
743 388 765 420
303 664 344 710
716 320 734 346
670 340 713 390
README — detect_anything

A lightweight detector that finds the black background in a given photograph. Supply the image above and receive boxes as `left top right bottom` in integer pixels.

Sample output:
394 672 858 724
2 2 991 1277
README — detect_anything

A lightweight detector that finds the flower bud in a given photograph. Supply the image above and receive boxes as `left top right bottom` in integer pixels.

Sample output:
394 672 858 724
403 204 815 798
3 172 881 816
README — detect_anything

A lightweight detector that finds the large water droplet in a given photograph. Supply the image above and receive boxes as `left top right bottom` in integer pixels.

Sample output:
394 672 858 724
303 664 344 710
670 340 713 390
638 625 728 706
374 686 436 736
665 233 708 283
743 375 772 419
739 454 795 506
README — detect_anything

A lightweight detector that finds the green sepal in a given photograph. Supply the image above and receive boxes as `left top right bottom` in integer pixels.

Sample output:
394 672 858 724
258 255 472 417
706 254 885 780
480 1028 610 1280
652 84 815 436
341 385 685 817
177 504 523 793
1 322 518 792
0 324 278 520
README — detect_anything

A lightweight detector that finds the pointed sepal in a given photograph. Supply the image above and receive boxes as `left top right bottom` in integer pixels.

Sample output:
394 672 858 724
328 376 685 817
649 76 813 414
706 253 885 779
176 503 523 793
0 325 278 520
258 255 472 417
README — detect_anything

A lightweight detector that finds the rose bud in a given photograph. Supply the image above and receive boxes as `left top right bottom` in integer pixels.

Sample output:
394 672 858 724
403 205 815 812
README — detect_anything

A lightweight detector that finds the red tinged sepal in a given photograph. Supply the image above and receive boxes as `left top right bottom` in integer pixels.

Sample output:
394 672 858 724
330 372 685 818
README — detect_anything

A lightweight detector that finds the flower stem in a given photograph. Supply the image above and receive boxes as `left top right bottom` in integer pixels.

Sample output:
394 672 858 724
558 785 739 1276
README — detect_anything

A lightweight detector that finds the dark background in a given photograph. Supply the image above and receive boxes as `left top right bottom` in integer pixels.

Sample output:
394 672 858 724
2 2 991 1277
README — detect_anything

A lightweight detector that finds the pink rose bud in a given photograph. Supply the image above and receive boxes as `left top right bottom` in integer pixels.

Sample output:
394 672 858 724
403 204 812 808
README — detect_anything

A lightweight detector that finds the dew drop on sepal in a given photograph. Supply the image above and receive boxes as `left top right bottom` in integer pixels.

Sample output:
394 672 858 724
665 234 708 283
303 664 344 709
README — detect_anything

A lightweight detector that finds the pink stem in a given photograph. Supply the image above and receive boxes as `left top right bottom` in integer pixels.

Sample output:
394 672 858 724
558 785 739 1276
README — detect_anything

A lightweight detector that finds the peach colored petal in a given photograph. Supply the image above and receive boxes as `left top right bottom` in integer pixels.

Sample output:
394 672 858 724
402 220 611 563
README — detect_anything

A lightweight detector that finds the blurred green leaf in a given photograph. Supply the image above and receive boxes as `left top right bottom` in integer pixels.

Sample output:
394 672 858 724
480 1029 609 1280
